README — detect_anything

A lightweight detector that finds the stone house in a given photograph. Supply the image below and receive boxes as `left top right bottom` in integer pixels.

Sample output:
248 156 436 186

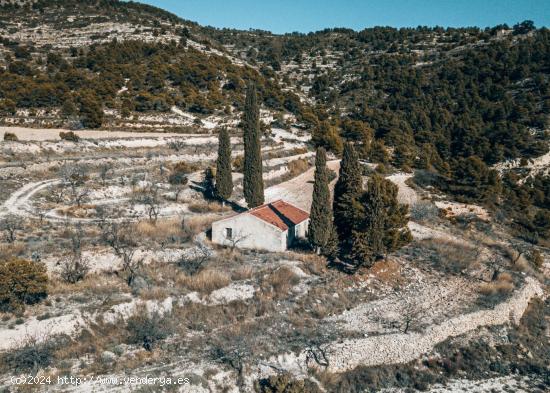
211 200 309 252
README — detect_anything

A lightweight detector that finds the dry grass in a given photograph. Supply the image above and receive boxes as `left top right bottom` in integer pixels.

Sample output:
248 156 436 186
369 259 403 285
262 266 300 299
137 287 171 301
287 158 310 177
231 265 254 281
176 269 231 294
286 251 327 275
0 242 25 259
135 218 184 241
478 272 515 296
422 238 481 274
48 273 125 296
185 215 219 235
503 247 533 273
188 201 232 214
61 205 97 218
211 247 244 265
266 147 308 159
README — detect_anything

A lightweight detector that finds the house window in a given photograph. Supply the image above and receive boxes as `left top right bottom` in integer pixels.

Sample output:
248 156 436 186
225 228 233 239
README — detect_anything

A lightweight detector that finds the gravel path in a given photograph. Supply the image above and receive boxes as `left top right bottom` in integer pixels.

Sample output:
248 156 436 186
264 160 340 211
0 178 59 218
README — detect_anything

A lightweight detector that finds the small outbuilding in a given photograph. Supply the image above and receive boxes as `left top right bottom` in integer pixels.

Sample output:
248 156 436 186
211 200 309 252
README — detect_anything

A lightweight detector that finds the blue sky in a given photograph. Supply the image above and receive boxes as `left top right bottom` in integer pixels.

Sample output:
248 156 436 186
135 0 549 34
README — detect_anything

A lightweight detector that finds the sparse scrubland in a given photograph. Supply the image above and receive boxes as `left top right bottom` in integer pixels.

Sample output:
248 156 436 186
0 1 548 392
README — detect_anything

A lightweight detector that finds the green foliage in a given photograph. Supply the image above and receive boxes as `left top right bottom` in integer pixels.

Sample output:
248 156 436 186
61 98 77 117
333 143 363 258
308 148 334 254
0 258 48 312
214 127 233 201
243 83 264 208
256 373 321 393
312 120 343 153
0 98 16 115
78 91 103 128
446 156 501 203
368 139 389 164
351 175 412 267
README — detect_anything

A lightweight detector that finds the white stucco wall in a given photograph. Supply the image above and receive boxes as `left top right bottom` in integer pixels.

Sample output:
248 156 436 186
211 213 287 252
296 219 309 238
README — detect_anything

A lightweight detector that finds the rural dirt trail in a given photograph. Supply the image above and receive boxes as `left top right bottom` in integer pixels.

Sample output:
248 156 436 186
264 160 340 211
0 178 60 218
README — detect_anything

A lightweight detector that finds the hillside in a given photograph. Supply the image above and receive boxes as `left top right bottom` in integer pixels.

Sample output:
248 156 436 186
0 2 549 393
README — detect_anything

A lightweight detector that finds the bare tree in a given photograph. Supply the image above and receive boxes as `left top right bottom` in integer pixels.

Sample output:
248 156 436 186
73 187 90 208
177 241 212 275
223 229 249 252
59 224 90 283
101 221 142 286
167 140 186 151
48 184 66 204
1 215 23 243
59 163 89 207
133 184 161 223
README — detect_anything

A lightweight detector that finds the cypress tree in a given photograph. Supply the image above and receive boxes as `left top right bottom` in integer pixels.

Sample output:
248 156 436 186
214 127 233 201
308 147 333 254
351 174 412 268
243 83 264 208
333 143 363 258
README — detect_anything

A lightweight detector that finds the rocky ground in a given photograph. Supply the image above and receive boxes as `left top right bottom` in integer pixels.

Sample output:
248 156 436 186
0 124 548 393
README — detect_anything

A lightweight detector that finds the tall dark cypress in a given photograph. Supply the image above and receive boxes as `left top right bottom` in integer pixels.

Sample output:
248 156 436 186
333 142 362 258
308 147 333 254
215 127 233 201
243 83 264 208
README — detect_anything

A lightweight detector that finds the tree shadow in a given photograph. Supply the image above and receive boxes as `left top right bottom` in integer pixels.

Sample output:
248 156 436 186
327 258 356 275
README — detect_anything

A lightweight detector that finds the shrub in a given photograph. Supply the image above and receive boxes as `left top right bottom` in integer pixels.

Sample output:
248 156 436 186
256 373 322 393
59 131 80 142
177 269 230 294
188 201 231 213
2 334 68 373
126 307 174 351
410 201 440 223
59 256 90 284
262 266 300 299
0 258 48 312
287 158 309 177
528 249 544 270
3 132 18 141
422 239 480 275
233 155 244 173
171 161 199 174
168 161 198 185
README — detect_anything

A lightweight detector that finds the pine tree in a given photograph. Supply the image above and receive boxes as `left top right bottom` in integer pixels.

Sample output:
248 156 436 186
308 147 334 254
351 174 412 268
215 127 233 201
243 83 264 208
333 143 363 258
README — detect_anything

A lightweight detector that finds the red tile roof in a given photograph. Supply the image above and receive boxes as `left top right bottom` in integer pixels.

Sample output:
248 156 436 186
249 200 309 231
